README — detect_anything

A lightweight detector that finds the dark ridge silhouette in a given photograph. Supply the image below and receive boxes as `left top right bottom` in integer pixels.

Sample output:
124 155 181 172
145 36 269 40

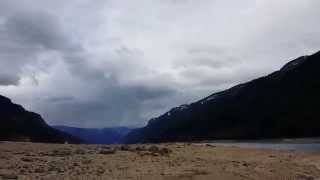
0 95 80 143
126 51 320 143
54 126 132 144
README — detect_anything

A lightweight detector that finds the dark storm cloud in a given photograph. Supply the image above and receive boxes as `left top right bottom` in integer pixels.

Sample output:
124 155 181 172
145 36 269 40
0 74 20 86
0 0 319 127
5 12 68 51
1 15 178 127
38 84 177 127
0 9 80 87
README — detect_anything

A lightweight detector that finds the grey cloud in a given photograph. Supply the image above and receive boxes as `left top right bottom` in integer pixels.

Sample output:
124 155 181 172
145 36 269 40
37 84 177 127
129 86 175 101
173 45 242 70
0 9 80 88
46 96 75 103
187 45 226 56
0 73 20 86
176 57 238 69
0 0 319 128
4 11 80 52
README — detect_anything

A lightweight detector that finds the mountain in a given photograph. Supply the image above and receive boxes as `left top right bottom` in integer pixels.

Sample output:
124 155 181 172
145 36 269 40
0 95 79 143
126 51 320 143
54 126 132 144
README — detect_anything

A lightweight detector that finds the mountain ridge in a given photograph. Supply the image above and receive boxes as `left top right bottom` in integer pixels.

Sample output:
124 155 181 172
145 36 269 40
0 95 80 143
126 51 320 143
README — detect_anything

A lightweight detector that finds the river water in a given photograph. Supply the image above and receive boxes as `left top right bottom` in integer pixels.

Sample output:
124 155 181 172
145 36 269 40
205 139 320 153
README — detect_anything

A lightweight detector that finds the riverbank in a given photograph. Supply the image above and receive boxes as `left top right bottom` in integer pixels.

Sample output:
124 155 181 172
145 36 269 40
0 142 320 180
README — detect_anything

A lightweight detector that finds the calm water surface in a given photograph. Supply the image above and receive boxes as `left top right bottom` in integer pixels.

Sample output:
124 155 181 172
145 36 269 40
207 139 320 153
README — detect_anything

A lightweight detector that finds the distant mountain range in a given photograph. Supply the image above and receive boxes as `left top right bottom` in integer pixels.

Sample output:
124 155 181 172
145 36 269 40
0 95 79 143
125 51 320 143
54 126 132 144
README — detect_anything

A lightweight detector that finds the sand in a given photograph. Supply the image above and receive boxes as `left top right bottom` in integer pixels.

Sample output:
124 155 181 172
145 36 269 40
0 142 320 180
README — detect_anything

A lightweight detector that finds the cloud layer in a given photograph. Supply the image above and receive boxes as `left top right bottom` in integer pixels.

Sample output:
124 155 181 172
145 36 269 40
0 0 319 127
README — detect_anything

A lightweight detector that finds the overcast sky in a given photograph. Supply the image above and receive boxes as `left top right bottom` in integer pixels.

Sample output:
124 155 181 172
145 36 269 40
0 0 319 128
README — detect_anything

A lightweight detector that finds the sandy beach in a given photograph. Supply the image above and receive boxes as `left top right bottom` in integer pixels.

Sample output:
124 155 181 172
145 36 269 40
0 142 320 180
